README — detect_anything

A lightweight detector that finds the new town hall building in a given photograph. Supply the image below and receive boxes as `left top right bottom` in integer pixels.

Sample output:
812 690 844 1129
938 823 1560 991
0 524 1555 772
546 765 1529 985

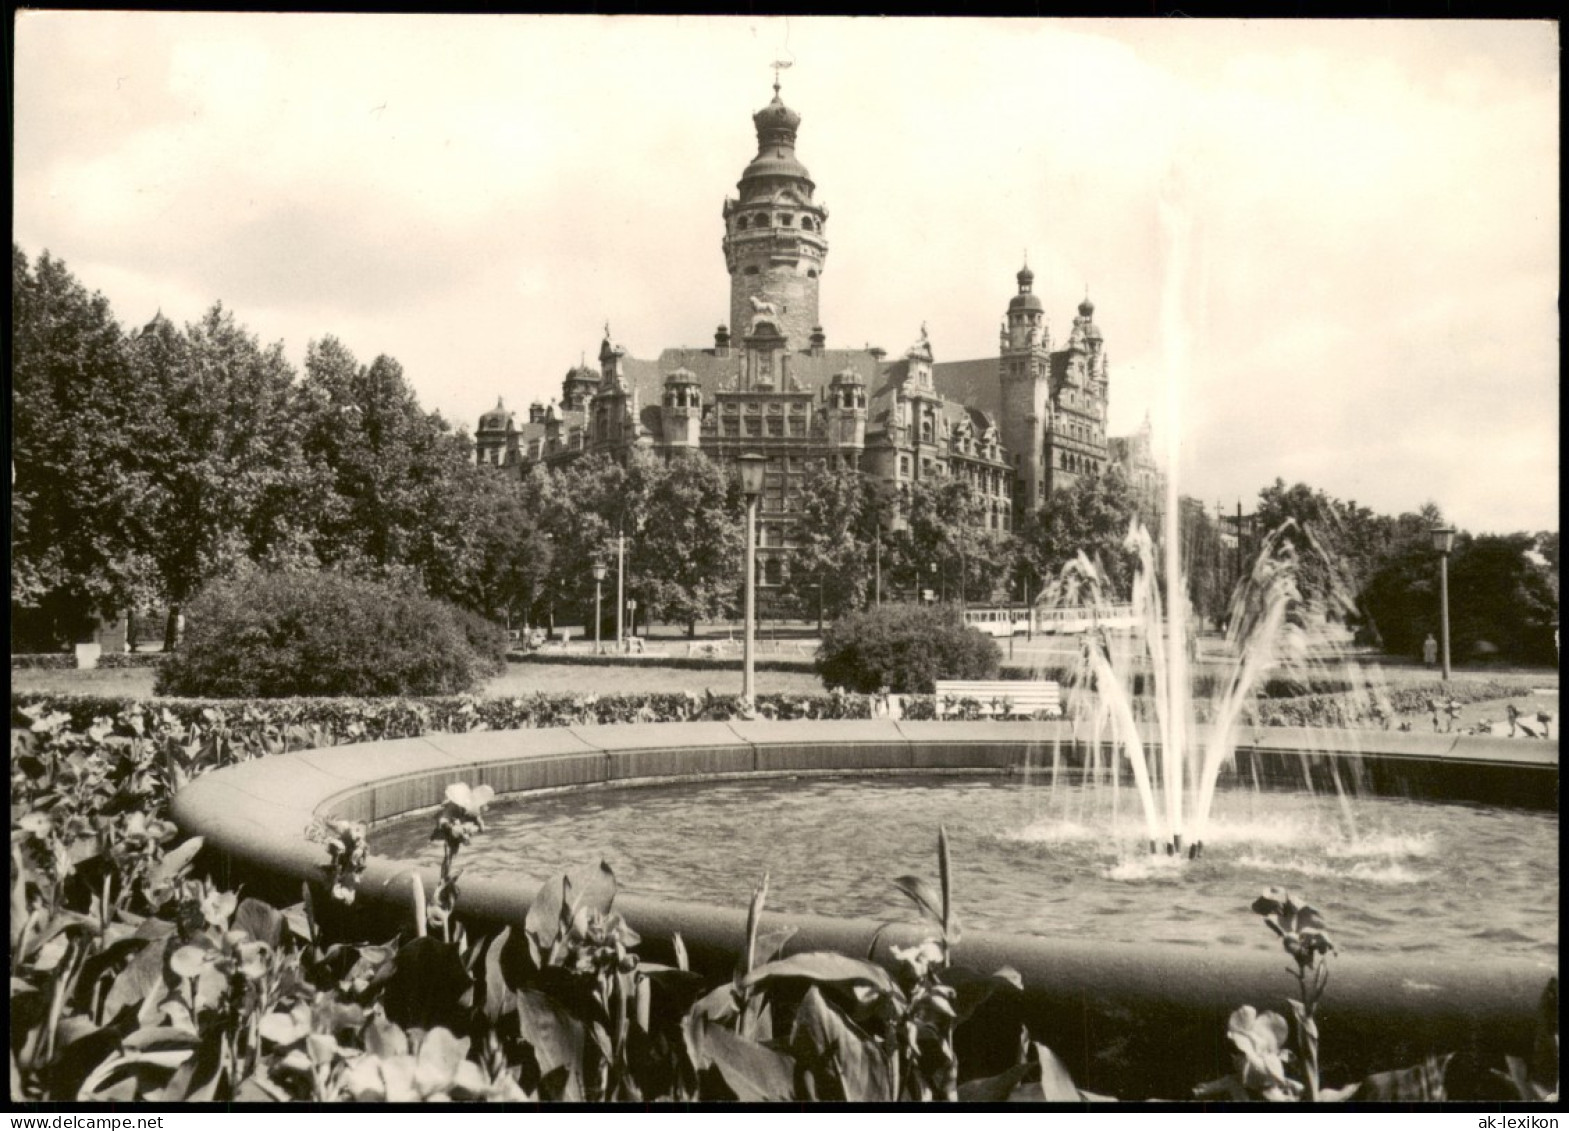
475 78 1161 587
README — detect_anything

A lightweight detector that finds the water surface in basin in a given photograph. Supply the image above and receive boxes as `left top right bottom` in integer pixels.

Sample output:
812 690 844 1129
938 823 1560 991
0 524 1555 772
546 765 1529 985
373 774 1558 961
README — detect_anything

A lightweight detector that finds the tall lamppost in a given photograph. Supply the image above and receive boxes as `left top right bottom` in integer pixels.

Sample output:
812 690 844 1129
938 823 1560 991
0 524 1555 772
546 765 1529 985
591 560 607 654
873 520 882 608
615 525 626 654
1431 525 1455 681
737 454 768 700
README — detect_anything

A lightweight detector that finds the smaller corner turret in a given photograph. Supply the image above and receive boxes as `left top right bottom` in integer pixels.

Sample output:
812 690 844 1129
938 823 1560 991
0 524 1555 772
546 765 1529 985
661 364 703 448
825 366 867 452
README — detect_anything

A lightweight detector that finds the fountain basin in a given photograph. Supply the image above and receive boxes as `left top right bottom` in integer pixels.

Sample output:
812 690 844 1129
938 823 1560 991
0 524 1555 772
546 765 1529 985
172 720 1557 1099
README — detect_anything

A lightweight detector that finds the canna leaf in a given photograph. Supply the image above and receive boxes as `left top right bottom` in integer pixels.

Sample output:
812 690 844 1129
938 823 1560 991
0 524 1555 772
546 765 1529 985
516 989 585 1102
146 838 204 892
741 952 897 996
699 1019 799 1102
1035 1043 1086 1102
958 1061 1032 1102
938 824 953 939
790 985 892 1102
891 875 945 927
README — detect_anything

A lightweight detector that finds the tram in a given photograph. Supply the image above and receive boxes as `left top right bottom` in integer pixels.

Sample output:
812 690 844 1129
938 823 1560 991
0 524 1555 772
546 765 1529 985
962 605 1138 636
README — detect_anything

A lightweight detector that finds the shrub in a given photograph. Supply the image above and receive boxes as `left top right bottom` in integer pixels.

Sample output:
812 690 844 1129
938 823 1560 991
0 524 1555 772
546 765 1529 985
448 606 508 679
816 604 1000 694
155 572 487 698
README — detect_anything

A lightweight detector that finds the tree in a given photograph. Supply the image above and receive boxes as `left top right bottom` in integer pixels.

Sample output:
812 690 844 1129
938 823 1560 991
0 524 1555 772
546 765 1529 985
1017 464 1142 601
784 460 873 627
294 337 501 618
634 453 745 634
459 471 555 631
11 247 162 648
128 305 314 648
522 452 638 636
1179 498 1231 630
1361 531 1558 664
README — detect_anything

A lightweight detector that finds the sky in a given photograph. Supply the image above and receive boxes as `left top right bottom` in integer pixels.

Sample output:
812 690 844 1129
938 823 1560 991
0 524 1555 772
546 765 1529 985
12 14 1559 534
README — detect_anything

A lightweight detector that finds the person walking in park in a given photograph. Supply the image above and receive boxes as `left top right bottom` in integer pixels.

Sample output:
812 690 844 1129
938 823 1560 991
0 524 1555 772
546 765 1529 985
1422 633 1438 668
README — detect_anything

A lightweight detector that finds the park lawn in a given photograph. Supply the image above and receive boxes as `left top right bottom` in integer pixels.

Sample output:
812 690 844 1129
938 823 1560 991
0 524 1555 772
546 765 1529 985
9 660 826 700
484 661 824 697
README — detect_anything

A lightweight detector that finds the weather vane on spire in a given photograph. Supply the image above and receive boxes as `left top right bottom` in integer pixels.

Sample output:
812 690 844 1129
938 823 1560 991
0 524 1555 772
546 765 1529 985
771 59 792 96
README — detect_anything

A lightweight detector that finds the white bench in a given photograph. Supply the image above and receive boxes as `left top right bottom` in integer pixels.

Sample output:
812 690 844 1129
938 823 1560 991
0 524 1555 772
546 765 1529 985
934 680 1062 719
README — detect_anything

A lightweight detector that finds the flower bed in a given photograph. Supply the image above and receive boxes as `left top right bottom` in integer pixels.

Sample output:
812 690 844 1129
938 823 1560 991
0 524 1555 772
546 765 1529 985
10 697 1555 1103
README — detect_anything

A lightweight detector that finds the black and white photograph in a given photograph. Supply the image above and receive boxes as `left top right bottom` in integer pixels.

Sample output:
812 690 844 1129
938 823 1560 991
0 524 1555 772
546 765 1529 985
10 13 1558 1108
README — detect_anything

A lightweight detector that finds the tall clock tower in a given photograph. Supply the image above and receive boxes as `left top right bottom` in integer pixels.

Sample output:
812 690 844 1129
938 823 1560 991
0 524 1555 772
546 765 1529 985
721 76 829 353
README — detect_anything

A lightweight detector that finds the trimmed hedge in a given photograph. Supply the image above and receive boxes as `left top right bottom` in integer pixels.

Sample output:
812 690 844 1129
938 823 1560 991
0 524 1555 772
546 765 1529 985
9 654 74 670
11 689 885 747
9 676 1542 760
98 651 170 670
993 663 1365 701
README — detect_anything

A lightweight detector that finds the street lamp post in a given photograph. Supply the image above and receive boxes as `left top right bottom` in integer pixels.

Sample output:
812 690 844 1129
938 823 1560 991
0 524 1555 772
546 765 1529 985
1431 525 1455 681
615 525 626 654
737 454 768 700
873 520 881 608
591 560 607 655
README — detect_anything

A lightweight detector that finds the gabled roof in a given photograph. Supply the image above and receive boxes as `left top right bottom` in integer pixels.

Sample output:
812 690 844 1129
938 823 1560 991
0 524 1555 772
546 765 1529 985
931 358 1001 419
599 346 885 408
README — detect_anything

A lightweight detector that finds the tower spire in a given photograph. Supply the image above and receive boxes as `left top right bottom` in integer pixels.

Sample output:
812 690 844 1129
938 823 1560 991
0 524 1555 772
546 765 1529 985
771 59 792 97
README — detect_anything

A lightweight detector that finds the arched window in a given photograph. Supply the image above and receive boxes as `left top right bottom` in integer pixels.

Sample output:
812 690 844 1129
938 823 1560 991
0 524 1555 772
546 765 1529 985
806 268 818 278
736 216 749 230
779 214 794 227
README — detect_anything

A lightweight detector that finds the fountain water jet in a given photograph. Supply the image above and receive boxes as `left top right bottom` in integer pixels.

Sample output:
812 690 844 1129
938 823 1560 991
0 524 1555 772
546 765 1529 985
1042 520 1341 859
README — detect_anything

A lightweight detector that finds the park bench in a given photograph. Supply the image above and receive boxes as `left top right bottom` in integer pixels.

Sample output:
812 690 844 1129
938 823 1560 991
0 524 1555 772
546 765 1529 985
933 679 1062 719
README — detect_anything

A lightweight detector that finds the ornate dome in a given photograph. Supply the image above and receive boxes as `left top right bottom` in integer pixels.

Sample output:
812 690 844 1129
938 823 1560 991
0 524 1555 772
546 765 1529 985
477 398 512 433
664 365 697 385
741 87 813 186
1010 262 1043 313
1079 296 1102 342
753 92 802 137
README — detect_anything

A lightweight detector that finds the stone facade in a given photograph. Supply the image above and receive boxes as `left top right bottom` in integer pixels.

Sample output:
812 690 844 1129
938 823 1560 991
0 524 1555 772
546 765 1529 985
474 78 1161 587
